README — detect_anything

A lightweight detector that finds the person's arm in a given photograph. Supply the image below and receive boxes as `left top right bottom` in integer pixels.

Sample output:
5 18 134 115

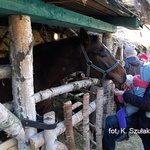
123 90 150 111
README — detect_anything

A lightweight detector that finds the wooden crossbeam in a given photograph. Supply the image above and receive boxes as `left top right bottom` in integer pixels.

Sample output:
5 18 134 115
0 0 116 33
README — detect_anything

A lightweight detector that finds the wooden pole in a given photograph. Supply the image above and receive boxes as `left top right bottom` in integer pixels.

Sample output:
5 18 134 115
9 15 36 149
44 111 57 150
63 101 76 150
102 33 113 51
120 44 124 61
96 87 104 150
83 93 90 150
104 80 115 116
0 103 25 142
34 78 100 103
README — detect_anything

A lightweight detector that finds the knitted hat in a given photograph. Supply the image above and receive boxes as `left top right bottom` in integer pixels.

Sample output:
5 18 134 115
139 53 148 61
124 46 134 53
124 46 137 56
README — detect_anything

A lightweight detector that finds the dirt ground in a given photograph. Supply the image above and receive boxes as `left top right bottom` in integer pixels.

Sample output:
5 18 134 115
58 124 145 150
116 134 144 150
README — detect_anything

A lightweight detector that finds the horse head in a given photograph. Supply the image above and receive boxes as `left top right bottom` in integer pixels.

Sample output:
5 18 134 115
78 28 126 88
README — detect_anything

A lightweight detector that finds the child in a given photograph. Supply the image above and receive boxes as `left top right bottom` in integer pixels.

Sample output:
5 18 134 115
139 53 149 65
115 64 150 142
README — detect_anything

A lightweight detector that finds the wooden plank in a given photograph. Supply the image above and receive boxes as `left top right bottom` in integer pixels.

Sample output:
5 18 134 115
49 1 141 28
94 0 137 17
50 0 139 22
47 0 117 16
0 0 116 33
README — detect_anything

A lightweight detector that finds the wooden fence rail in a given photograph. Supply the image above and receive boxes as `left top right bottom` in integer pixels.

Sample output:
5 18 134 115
0 63 114 149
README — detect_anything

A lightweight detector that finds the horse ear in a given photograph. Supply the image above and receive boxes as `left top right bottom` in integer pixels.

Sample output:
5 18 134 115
80 28 90 46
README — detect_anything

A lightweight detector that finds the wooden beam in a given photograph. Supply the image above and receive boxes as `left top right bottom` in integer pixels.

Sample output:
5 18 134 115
45 0 75 3
98 16 141 28
0 0 116 33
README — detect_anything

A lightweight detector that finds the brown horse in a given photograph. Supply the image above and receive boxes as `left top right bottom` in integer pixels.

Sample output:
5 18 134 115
0 28 126 115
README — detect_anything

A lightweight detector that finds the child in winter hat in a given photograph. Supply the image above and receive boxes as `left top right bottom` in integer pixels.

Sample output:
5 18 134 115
139 53 149 65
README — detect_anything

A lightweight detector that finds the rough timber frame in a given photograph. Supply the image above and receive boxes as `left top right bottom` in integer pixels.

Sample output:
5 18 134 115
0 0 116 33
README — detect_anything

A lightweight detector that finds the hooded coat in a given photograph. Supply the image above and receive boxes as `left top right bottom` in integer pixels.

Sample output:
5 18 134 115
124 56 143 76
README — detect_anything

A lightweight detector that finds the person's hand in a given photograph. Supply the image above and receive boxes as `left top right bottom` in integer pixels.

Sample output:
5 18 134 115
112 88 124 96
76 72 87 79
80 73 86 79
121 82 131 90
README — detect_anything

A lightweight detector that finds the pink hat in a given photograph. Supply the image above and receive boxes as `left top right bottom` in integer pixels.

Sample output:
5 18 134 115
139 53 148 61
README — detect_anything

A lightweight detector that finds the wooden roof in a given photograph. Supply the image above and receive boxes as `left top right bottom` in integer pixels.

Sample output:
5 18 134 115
0 0 141 33
44 0 141 28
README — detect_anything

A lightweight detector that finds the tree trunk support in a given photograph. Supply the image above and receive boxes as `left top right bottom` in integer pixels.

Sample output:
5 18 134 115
9 15 36 150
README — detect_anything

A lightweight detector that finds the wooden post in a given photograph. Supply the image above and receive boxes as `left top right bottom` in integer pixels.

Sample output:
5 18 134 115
102 33 113 51
44 111 57 150
8 15 36 149
63 101 76 150
104 80 115 116
96 87 104 150
120 44 124 61
83 93 90 150
112 43 118 57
